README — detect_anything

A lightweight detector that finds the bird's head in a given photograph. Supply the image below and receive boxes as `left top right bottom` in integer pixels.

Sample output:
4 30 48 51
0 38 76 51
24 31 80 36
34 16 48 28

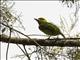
34 17 47 24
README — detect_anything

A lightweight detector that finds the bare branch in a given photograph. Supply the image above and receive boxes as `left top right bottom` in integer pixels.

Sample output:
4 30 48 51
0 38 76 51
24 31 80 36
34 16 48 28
0 34 80 47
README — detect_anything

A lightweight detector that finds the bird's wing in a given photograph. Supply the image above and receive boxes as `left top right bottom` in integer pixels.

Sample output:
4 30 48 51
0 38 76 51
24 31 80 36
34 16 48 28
48 23 65 38
49 22 59 29
48 22 65 38
39 22 61 35
46 22 60 32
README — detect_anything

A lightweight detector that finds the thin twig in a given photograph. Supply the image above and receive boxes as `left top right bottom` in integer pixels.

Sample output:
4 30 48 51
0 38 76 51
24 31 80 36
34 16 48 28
0 22 41 47
17 44 27 56
6 28 12 60
23 45 31 60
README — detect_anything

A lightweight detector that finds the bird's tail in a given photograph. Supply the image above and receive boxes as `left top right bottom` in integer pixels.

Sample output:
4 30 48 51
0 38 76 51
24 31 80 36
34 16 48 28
60 32 65 38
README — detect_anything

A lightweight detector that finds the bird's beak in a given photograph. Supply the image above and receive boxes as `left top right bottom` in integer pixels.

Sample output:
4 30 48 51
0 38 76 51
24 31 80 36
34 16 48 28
34 18 38 22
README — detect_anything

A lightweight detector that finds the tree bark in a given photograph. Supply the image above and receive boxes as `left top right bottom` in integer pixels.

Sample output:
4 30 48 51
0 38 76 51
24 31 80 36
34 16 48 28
0 34 80 47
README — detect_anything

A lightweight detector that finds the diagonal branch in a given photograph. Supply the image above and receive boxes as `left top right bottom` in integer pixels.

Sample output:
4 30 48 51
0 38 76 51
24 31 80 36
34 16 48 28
0 22 41 47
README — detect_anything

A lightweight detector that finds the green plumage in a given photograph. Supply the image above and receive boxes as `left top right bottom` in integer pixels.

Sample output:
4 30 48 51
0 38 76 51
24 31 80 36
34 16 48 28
34 17 65 38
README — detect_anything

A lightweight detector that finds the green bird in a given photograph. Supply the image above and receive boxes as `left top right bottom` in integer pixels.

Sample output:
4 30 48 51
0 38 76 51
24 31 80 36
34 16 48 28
34 17 65 39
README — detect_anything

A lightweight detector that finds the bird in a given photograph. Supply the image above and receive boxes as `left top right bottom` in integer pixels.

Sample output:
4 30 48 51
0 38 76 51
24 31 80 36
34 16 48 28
34 17 65 39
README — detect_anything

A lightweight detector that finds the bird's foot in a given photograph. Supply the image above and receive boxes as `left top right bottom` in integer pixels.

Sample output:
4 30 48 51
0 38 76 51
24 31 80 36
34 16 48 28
46 36 51 40
46 37 50 40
